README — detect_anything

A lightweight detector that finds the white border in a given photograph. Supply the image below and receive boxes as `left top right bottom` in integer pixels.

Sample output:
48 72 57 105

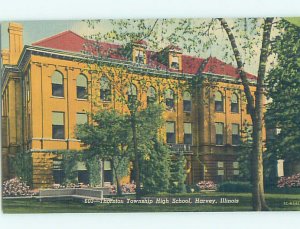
1 0 300 228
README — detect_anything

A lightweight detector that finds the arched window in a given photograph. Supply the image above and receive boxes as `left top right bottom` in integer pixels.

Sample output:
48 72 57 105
100 77 111 101
127 83 137 103
52 71 64 97
231 93 239 113
147 86 156 105
215 91 224 112
183 91 192 112
165 89 175 110
76 74 88 99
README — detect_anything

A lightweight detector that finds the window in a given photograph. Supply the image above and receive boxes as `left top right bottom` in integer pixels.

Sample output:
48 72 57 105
52 112 64 139
147 86 156 105
231 93 239 113
77 171 89 184
104 160 113 183
76 113 88 125
51 71 64 97
166 121 176 144
184 122 192 144
217 161 224 168
52 159 64 184
215 122 224 145
76 74 88 99
232 124 240 145
75 161 89 184
217 161 224 176
218 170 224 176
135 50 144 64
183 91 192 112
233 162 239 169
165 89 175 110
215 91 224 112
233 170 239 175
127 83 137 104
171 55 179 69
100 77 111 101
233 162 240 176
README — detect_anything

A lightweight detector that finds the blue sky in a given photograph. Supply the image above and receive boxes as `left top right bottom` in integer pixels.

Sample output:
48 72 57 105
1 20 86 48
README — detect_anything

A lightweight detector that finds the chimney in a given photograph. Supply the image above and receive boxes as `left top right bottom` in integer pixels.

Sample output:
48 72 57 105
8 22 23 65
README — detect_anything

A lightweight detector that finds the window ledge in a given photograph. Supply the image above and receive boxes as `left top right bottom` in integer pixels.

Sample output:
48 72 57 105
51 96 65 99
50 138 67 142
76 98 88 101
100 100 112 103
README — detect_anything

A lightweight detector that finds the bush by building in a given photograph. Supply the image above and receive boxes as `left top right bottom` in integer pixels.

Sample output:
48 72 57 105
277 173 300 188
218 181 252 193
2 177 37 197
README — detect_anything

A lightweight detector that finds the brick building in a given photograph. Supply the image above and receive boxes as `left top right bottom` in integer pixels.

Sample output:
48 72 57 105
1 22 264 188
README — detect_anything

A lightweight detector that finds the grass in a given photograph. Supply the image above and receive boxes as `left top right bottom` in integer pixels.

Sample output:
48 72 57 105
2 192 300 213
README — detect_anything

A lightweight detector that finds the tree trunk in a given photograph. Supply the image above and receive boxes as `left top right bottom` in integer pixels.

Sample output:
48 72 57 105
131 113 141 199
251 18 274 211
111 160 122 196
218 18 273 211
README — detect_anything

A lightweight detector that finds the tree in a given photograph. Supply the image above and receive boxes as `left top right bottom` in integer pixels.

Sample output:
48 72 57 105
265 20 300 171
83 18 277 210
140 139 171 194
82 25 190 198
217 18 274 211
76 109 130 195
170 152 187 193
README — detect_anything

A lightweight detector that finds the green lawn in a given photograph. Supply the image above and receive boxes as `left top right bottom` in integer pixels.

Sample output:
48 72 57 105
2 192 300 213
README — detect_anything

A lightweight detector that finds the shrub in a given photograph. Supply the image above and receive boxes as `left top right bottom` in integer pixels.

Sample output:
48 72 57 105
169 152 187 193
196 181 217 191
109 182 136 195
2 177 37 197
186 184 201 193
218 181 252 193
277 173 300 188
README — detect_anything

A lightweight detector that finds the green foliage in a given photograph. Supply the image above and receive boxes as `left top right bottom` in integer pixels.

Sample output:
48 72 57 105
170 152 187 193
134 103 165 159
266 19 300 164
86 155 102 186
75 104 169 195
237 143 252 182
62 151 80 184
140 140 171 194
12 150 33 186
112 156 130 184
263 150 279 188
236 124 253 181
218 181 252 193
76 109 131 194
